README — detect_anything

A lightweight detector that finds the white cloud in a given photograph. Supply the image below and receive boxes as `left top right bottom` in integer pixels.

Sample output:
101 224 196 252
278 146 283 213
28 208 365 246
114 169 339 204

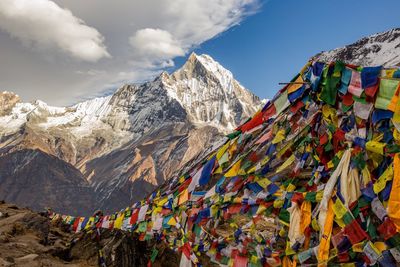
0 0 110 62
128 0 260 68
129 28 184 66
165 0 260 45
0 0 261 105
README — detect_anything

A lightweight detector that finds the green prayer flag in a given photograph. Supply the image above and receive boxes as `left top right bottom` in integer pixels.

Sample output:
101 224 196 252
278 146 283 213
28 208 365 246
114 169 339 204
387 144 400 154
305 192 317 202
138 221 147 232
320 62 344 106
278 209 290 224
150 248 158 262
342 212 354 225
388 234 400 247
226 131 241 140
367 220 377 240
274 90 289 115
376 79 399 110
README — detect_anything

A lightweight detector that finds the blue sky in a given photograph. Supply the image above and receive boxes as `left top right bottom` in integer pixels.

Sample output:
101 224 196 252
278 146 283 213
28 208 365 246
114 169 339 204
174 0 400 100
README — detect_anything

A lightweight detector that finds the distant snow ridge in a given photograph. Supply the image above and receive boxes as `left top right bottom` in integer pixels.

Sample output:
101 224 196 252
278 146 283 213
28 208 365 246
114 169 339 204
317 28 400 67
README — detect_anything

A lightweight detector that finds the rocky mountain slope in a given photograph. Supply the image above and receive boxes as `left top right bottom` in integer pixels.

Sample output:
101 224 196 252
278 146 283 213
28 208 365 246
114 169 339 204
0 201 184 267
316 28 400 67
0 149 96 215
0 53 261 214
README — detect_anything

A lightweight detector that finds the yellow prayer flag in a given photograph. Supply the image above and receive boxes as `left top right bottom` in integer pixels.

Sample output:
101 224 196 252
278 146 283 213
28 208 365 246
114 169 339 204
217 140 230 160
273 199 284 208
207 152 217 161
210 205 219 217
157 197 168 207
246 164 257 174
388 85 400 112
334 217 345 228
311 218 320 231
260 156 270 166
223 195 231 203
272 129 286 144
361 167 372 186
322 105 338 125
214 165 223 174
152 206 162 215
326 160 334 169
224 159 242 177
332 199 347 219
276 154 295 173
286 183 296 192
233 196 242 203
384 69 397 78
167 216 177 226
373 163 394 193
228 139 238 157
250 255 259 264
257 178 271 189
284 243 296 256
394 127 400 143
256 205 267 215
366 140 386 155
316 191 324 202
84 217 95 230
114 214 124 229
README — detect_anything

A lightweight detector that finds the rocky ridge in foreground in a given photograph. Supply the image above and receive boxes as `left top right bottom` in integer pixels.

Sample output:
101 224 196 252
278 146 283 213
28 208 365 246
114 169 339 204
0 202 183 267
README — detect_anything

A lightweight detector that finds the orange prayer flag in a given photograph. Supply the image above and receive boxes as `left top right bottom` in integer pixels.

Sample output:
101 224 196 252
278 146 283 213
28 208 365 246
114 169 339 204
178 189 189 205
388 154 400 230
318 199 334 264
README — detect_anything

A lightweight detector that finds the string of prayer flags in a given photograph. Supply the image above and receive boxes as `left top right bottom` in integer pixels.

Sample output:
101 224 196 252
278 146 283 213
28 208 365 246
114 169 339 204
50 60 400 267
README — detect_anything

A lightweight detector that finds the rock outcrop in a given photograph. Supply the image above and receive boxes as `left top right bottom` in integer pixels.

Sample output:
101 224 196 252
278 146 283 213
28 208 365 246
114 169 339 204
0 201 187 267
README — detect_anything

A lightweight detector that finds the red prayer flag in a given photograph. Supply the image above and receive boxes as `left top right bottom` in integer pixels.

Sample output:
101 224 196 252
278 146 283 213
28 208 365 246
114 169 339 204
72 217 80 232
233 254 248 267
342 93 354 106
344 220 369 244
130 209 139 225
377 218 397 240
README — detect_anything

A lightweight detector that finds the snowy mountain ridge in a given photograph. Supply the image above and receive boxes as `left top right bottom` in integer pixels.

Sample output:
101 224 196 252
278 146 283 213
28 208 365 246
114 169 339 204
0 53 258 140
316 28 400 67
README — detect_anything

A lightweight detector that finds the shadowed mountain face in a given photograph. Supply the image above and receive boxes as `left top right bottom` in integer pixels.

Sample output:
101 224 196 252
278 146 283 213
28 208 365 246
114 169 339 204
0 149 95 216
0 53 261 214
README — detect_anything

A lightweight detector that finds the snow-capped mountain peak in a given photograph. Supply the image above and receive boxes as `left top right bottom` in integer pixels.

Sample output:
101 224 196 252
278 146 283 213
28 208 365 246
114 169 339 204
175 52 235 93
156 53 261 131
